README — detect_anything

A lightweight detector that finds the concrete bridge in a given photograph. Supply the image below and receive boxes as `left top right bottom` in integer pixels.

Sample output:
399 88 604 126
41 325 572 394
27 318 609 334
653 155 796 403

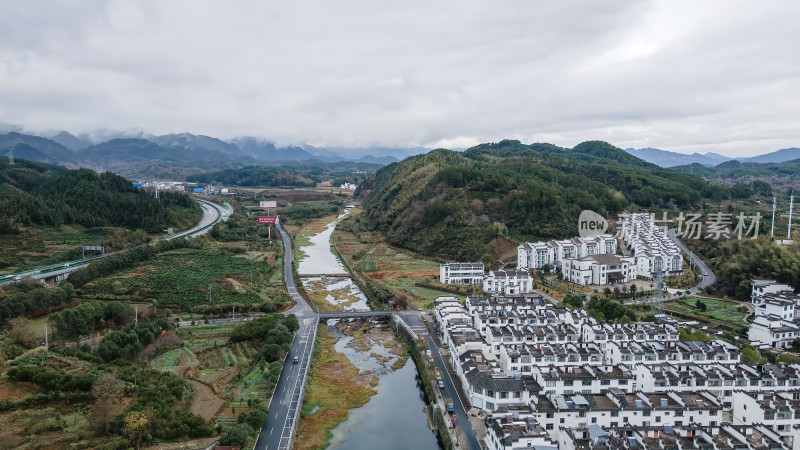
298 273 351 278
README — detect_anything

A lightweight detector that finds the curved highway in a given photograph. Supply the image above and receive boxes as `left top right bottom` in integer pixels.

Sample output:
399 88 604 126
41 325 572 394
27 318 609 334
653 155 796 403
0 197 229 286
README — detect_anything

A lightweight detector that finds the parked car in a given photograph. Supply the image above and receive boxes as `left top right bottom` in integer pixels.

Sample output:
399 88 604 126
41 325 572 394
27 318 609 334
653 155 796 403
293 356 299 364
446 402 454 413
438 380 445 389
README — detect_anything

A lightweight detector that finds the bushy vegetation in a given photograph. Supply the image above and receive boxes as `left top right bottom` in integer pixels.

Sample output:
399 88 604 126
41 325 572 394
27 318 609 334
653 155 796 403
357 140 756 261
0 159 200 234
690 237 800 300
229 314 299 362
96 317 175 362
0 280 77 322
49 301 133 339
585 297 636 323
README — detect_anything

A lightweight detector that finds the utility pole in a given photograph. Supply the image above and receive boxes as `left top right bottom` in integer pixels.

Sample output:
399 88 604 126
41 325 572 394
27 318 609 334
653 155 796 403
771 196 777 238
44 325 48 350
788 192 795 240
7 144 15 165
135 305 138 326
207 282 212 304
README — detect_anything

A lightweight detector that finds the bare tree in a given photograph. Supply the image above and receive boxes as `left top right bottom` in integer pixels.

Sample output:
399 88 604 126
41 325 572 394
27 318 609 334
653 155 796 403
92 373 124 433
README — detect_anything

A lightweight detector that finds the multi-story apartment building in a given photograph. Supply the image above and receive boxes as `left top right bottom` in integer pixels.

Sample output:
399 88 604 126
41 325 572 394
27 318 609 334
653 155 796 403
747 280 800 349
483 269 534 295
517 235 618 271
439 262 485 285
621 213 684 277
562 254 637 286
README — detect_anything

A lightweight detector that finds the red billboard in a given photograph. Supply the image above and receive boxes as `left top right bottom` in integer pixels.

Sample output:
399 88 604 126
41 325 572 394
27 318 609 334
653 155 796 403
257 216 279 225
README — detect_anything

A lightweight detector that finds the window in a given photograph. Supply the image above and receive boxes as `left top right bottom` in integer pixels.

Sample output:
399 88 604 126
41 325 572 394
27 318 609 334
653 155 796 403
591 417 597 424
601 380 611 386
546 424 553 430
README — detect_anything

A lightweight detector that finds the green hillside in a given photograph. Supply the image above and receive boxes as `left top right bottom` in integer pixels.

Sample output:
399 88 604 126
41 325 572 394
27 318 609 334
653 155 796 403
672 159 799 192
356 140 757 262
0 159 201 234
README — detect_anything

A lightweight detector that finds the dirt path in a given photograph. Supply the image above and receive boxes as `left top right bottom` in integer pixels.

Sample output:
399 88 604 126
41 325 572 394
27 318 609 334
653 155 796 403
188 379 225 422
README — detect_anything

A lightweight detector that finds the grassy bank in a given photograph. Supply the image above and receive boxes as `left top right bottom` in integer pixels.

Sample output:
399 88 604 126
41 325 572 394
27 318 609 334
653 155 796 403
294 326 376 450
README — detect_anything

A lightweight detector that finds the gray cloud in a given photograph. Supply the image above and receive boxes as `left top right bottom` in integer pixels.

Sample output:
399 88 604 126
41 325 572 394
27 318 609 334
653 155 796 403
1 0 798 156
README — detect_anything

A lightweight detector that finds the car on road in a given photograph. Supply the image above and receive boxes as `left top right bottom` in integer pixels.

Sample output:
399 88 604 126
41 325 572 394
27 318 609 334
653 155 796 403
438 380 444 389
446 402 454 413
293 356 299 364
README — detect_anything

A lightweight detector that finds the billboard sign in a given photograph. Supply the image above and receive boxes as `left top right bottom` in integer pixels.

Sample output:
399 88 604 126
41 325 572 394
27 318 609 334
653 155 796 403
132 183 143 188
260 201 277 208
257 216 279 225
193 187 204 193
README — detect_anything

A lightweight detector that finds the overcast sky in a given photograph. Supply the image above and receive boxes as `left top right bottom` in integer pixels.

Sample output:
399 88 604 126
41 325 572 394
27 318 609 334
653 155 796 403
1 1 799 156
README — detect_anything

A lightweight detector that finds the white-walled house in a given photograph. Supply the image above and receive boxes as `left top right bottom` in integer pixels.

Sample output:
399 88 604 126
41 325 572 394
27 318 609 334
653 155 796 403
752 279 795 305
440 262 484 285
483 269 533 295
517 235 617 271
562 254 637 286
748 315 800 349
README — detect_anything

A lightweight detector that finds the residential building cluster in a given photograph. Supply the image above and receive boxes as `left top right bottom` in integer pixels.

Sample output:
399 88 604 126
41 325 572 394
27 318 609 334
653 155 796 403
621 213 684 278
439 263 534 295
339 182 358 190
433 295 800 449
748 280 800 350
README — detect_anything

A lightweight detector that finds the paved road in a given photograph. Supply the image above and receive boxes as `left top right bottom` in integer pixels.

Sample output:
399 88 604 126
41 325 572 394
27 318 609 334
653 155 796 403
0 197 228 287
403 313 482 450
255 222 318 450
623 228 716 306
166 198 231 240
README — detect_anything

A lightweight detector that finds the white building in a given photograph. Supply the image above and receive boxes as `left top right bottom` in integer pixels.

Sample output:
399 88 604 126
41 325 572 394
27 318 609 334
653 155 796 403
483 270 533 295
517 235 617 271
621 213 684 278
749 315 800 349
752 279 795 306
439 262 484 285
562 254 637 286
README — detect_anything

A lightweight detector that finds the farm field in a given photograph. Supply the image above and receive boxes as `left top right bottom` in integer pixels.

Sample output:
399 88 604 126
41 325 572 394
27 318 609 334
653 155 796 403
665 297 749 332
80 245 291 312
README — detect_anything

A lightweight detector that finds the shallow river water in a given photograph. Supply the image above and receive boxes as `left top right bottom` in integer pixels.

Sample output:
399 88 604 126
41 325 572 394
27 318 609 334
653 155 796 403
297 213 439 449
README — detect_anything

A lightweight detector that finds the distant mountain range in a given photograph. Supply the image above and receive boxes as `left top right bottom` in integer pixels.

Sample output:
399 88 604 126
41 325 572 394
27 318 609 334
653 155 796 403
0 130 431 178
625 146 800 167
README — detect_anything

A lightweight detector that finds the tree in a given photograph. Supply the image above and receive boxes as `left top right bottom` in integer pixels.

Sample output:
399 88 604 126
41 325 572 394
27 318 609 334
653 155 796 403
695 299 707 312
792 337 800 353
629 285 637 299
563 294 584 310
6 317 39 348
220 423 255 448
777 353 794 364
123 411 149 450
92 373 124 433
741 347 761 364
603 287 612 298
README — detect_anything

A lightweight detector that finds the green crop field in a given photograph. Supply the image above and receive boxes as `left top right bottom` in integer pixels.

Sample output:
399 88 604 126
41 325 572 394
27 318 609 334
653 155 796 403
666 297 749 331
85 247 287 310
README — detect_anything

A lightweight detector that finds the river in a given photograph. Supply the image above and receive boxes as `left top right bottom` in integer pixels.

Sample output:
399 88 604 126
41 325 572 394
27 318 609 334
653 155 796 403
297 212 439 450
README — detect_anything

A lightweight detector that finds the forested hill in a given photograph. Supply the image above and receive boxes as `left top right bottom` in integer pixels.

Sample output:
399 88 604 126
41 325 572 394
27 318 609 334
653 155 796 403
186 161 382 187
672 159 799 191
0 159 201 234
355 140 758 262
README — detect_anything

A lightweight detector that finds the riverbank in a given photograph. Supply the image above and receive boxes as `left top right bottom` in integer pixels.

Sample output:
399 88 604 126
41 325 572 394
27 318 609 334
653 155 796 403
294 319 412 449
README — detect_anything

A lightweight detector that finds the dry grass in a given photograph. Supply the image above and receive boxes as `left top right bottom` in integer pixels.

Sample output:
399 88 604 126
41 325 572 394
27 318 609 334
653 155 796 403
294 326 376 450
